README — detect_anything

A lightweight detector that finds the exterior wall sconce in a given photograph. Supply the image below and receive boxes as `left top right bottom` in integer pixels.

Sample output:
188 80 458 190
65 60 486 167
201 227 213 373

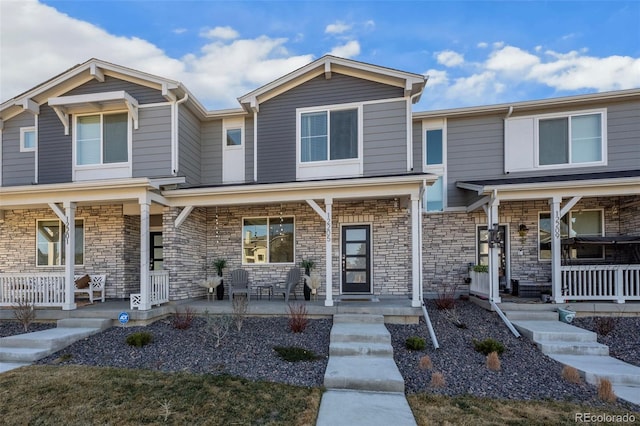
518 224 529 237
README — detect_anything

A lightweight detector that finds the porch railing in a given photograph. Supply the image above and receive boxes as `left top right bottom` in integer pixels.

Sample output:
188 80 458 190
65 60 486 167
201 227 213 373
561 265 640 303
469 271 490 298
130 271 170 310
0 274 66 307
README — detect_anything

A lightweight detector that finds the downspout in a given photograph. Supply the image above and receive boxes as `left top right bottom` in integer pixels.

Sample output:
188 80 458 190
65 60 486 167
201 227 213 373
172 93 189 176
420 179 439 349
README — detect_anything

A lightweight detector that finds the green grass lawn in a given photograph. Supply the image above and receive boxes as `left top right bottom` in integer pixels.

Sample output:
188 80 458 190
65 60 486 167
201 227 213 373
1 366 637 425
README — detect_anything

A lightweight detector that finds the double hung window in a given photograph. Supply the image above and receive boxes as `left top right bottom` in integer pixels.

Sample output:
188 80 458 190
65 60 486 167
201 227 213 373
37 219 84 266
76 112 128 165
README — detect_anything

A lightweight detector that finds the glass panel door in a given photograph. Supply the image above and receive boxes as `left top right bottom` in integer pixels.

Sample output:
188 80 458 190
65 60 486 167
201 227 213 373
150 232 163 270
341 225 371 293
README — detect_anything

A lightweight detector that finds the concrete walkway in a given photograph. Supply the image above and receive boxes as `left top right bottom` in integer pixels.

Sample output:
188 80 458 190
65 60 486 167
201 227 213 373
0 318 111 373
316 314 416 426
507 310 640 406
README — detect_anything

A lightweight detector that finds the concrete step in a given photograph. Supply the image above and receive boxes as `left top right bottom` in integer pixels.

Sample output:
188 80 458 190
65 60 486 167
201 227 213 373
324 356 405 392
0 347 54 362
536 340 609 356
0 361 31 374
330 342 393 357
511 320 597 343
330 323 391 345
549 354 640 387
612 385 640 406
317 390 417 426
57 318 112 329
0 327 102 350
504 310 559 321
333 314 384 324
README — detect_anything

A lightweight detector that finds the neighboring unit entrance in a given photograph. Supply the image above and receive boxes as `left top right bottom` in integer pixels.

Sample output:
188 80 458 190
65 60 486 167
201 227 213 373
477 225 509 289
150 232 163 271
341 225 371 294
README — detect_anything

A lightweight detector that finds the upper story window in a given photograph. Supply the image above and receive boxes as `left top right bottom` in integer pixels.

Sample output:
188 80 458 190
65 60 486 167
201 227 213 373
76 112 128 166
242 217 294 264
301 108 358 162
539 113 603 166
423 119 446 212
226 128 242 146
20 127 36 152
538 209 604 260
425 129 443 166
37 219 84 266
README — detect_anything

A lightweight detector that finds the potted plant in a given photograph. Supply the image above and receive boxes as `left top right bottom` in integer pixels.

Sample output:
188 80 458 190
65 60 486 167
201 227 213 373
304 273 322 300
300 259 315 301
213 258 227 300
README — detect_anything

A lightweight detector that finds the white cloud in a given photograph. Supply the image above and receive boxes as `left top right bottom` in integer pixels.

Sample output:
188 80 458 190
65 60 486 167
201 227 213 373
325 21 351 35
172 28 187 35
328 40 360 58
423 69 449 86
364 20 375 29
477 42 488 49
485 46 540 74
0 1 313 108
435 50 464 67
200 26 239 40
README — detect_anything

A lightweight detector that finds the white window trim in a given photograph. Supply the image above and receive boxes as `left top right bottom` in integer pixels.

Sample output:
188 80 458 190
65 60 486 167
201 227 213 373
537 208 605 262
296 102 363 180
223 118 244 151
534 108 607 170
422 118 447 213
72 111 132 181
241 216 296 265
20 126 36 152
36 218 85 267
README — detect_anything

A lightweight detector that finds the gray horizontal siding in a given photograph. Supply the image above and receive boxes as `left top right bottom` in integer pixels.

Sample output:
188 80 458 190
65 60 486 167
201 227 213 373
65 76 166 104
244 117 254 182
1 112 36 186
132 106 172 178
38 105 72 184
412 121 422 173
363 100 407 175
178 106 201 185
201 120 222 185
258 73 404 183
606 100 640 170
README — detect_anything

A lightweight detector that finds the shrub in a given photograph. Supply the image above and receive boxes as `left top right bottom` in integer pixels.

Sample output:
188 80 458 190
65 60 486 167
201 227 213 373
232 295 248 331
472 264 489 273
273 346 320 362
430 372 446 388
418 355 433 370
405 336 426 351
172 306 196 330
473 338 505 355
594 317 617 336
12 300 36 332
486 351 501 371
597 378 616 403
561 366 582 384
126 331 153 347
204 311 231 348
288 303 308 333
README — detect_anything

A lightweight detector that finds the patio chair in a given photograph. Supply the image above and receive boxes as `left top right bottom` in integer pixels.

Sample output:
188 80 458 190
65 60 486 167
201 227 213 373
280 267 301 303
229 269 250 301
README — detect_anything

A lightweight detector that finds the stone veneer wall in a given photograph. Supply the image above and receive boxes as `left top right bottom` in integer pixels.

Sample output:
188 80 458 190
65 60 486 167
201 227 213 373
620 195 640 237
0 205 128 298
163 199 411 301
123 214 140 296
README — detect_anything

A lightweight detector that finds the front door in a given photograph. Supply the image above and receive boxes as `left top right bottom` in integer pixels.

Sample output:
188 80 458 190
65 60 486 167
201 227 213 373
341 225 371 294
150 232 163 271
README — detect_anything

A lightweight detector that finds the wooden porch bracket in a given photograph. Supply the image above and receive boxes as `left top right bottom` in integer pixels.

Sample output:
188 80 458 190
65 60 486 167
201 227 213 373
560 196 582 218
174 205 194 228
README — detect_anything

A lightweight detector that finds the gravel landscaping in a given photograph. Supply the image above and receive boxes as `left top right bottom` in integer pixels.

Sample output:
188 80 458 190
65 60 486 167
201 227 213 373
1 300 639 411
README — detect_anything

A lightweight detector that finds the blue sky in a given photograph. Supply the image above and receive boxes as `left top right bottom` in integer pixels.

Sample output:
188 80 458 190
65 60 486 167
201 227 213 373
1 0 639 111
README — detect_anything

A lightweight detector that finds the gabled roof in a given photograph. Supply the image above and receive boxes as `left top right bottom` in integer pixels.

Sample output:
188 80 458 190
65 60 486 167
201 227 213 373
237 55 427 112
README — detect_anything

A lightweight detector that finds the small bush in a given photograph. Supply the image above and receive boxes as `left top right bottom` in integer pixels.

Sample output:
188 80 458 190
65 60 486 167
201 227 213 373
419 355 433 370
405 336 426 351
473 338 505 355
126 331 153 347
204 311 231 348
594 317 617 336
472 264 489 273
561 366 582 384
486 351 501 371
597 378 616 403
288 303 308 333
232 295 248 331
430 372 446 388
274 346 320 362
13 300 36 332
435 283 457 310
172 306 195 330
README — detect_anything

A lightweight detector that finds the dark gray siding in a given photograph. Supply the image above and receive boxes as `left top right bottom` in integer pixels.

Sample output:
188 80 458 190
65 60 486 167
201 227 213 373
412 121 422 173
38 104 72 184
607 100 640 170
363 100 407 175
178 106 201 185
132 106 172 178
65 76 166 104
257 73 403 183
446 115 504 207
201 120 222 185
244 117 254 182
2 112 36 186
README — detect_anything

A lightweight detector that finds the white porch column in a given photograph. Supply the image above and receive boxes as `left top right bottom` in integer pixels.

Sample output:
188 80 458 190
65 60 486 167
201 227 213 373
550 196 563 303
324 198 334 307
488 197 501 303
139 198 151 310
411 195 421 307
62 202 77 310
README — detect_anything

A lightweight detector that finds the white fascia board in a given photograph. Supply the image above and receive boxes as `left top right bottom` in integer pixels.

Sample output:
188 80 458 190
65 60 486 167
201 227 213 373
49 90 137 107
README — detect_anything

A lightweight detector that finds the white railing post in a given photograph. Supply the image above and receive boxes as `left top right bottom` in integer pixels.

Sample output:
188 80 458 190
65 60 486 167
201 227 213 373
550 197 563 303
615 267 625 304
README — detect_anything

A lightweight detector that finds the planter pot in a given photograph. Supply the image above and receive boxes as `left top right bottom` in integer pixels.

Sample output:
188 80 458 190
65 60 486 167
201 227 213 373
216 278 224 300
303 267 311 301
540 294 552 303
558 307 576 324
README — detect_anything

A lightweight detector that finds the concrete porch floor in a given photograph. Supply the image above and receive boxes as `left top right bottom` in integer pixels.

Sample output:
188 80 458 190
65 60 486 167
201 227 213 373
0 295 422 326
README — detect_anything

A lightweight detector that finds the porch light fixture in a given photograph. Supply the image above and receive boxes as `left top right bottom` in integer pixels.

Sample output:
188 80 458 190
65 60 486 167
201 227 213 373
518 224 529 237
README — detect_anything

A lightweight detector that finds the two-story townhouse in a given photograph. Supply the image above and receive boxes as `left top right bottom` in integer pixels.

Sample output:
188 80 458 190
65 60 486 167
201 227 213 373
0 56 435 310
414 90 640 304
